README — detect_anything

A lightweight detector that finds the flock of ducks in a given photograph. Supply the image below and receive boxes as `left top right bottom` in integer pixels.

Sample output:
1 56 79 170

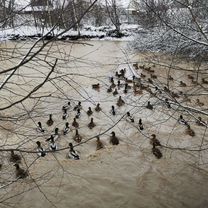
2 63 208 179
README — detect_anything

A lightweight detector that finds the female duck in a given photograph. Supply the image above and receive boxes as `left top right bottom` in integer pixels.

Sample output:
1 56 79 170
14 164 28 179
95 103 102 112
73 129 82 143
88 118 96 129
9 150 21 163
96 136 104 150
46 114 54 126
72 118 79 128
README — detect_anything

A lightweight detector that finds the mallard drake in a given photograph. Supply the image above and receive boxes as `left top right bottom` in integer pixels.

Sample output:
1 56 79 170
146 101 153 110
185 126 195 137
152 144 162 159
73 129 82 143
14 164 28 179
62 108 68 120
72 118 79 128
110 131 119 145
68 143 80 160
87 107 93 116
75 109 81 119
110 77 114 83
196 99 204 107
150 134 161 146
88 118 96 129
73 101 82 111
196 117 207 127
107 86 112 93
179 81 187 87
117 96 125 107
62 101 71 111
95 103 102 112
63 122 70 135
92 83 100 90
96 136 104 150
46 114 53 126
110 105 116 116
178 115 189 127
9 150 21 163
126 112 134 123
37 121 45 133
139 119 144 130
113 88 118 96
49 137 58 151
36 141 46 157
53 127 59 141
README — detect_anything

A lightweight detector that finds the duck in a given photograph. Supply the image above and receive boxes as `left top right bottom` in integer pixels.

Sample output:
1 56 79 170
0 164 2 170
185 126 195 137
73 129 82 143
152 144 162 159
110 131 119 145
120 68 126 77
14 164 28 179
111 81 116 88
96 136 104 150
72 118 79 128
196 99 204 107
68 143 80 160
62 101 71 111
150 134 161 147
150 74 157 79
75 109 81 119
141 73 146 78
134 87 143 96
133 63 138 69
168 75 174 81
73 101 82 111
46 114 54 126
117 80 121 89
202 78 208 84
107 86 112 93
138 119 144 130
62 108 68 120
196 117 207 127
165 98 171 108
126 112 134 123
179 81 187 87
178 115 189 127
49 137 58 151
37 121 45 133
146 101 153 110
9 150 21 163
53 127 59 141
115 71 122 78
139 65 145 69
148 78 153 84
110 105 116 116
88 118 96 129
188 74 194 80
92 83 100 90
113 88 118 96
36 141 46 157
95 103 102 112
63 122 70 135
87 107 93 116
110 77 114 83
117 96 125 107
